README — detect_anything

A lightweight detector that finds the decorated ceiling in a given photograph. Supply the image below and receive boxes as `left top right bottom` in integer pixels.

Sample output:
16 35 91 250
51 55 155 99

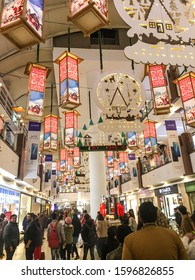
114 0 195 65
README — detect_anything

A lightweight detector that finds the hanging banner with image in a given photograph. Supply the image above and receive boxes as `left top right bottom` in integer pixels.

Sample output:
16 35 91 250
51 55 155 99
24 121 41 179
43 154 52 192
165 120 184 175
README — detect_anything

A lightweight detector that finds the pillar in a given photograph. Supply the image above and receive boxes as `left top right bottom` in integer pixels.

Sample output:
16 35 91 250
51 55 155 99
89 151 107 219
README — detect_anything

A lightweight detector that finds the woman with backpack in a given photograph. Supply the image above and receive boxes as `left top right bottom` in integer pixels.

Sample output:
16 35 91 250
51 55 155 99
81 214 97 260
47 212 65 260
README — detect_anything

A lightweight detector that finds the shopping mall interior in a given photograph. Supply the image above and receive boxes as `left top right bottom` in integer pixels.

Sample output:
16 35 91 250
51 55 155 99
1 0 195 234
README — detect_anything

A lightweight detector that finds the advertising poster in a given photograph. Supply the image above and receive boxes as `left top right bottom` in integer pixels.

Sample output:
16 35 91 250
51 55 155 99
165 120 184 175
26 0 44 37
24 121 41 179
43 154 52 191
1 0 24 28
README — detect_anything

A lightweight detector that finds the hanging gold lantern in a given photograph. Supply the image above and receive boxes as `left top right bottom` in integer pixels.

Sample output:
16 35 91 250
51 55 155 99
54 51 83 110
24 62 51 120
67 0 109 37
43 114 59 152
0 0 45 49
173 72 195 127
64 110 79 147
146 64 171 115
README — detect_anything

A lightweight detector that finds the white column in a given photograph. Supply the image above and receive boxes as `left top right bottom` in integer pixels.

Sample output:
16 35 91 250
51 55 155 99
89 151 107 219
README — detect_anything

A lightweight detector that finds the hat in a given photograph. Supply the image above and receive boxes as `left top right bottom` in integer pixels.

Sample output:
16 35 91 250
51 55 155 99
65 217 72 225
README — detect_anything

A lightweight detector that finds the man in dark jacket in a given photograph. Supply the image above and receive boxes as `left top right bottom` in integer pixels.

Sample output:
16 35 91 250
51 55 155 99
72 212 81 259
81 214 96 260
24 213 37 260
3 214 19 260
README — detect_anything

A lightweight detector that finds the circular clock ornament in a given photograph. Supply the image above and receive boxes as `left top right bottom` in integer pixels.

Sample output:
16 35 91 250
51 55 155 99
93 71 146 117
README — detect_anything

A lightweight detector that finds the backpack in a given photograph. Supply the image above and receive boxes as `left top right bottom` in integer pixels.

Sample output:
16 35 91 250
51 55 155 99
48 221 59 248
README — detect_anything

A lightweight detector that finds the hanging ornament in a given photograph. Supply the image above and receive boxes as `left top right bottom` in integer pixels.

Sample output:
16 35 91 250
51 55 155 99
67 0 110 37
114 0 195 66
93 71 146 133
24 62 51 120
43 114 59 152
0 0 45 49
64 110 80 147
54 51 83 109
143 119 157 154
147 64 171 115
173 71 195 127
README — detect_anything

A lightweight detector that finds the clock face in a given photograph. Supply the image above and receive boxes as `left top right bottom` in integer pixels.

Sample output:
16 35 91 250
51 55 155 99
94 72 146 116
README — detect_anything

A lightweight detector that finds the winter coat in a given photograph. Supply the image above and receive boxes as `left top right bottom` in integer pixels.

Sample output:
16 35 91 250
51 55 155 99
81 219 96 244
3 222 19 248
96 220 108 238
64 224 74 244
72 214 81 237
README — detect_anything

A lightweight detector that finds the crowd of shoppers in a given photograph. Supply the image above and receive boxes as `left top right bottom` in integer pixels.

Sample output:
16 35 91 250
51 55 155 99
0 202 195 260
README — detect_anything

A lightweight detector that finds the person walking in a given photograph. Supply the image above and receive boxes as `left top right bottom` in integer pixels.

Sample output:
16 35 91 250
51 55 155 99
106 224 132 260
3 214 20 260
101 226 119 260
47 212 65 260
24 213 37 260
64 217 74 260
0 213 8 258
178 205 195 236
128 209 137 232
122 202 188 260
81 214 96 260
72 212 81 259
96 213 108 258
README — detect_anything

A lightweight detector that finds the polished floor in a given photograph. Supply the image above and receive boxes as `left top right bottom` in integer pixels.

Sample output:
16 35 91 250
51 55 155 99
1 231 100 260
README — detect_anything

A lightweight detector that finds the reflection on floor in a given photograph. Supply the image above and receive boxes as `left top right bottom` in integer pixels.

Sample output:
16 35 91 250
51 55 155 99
2 231 100 260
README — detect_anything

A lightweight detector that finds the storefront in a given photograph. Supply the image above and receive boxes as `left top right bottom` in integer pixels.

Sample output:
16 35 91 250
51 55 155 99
0 186 20 220
154 185 182 219
185 181 195 212
18 193 32 232
138 189 154 205
31 196 42 214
